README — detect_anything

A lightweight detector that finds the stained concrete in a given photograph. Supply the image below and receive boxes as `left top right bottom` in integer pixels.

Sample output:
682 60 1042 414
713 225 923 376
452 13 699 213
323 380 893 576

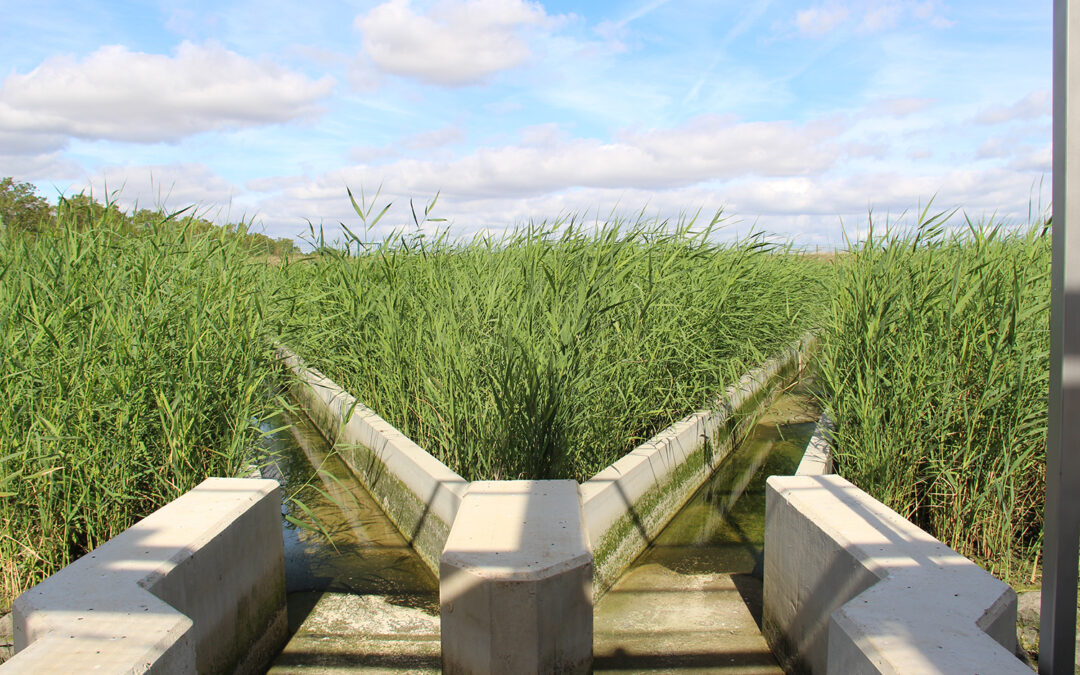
593 383 819 673
595 564 780 674
261 411 441 674
265 378 819 674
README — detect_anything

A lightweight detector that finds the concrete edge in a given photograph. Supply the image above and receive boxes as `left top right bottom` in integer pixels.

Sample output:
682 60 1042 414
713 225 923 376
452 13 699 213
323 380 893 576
581 333 816 598
275 345 467 576
763 474 1027 674
795 410 834 476
4 478 286 674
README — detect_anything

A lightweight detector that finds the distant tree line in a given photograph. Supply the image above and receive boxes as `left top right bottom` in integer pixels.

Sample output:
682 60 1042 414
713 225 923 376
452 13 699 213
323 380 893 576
0 177 299 257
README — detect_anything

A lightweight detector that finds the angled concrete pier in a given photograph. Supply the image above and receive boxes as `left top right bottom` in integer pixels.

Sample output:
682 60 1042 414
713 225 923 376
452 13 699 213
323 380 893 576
440 480 592 674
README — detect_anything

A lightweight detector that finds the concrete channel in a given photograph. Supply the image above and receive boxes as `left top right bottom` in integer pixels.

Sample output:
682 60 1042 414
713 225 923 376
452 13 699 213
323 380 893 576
257 411 441 674
260 372 822 672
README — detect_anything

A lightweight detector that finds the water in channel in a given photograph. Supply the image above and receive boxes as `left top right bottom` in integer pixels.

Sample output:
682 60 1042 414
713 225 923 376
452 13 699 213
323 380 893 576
257 410 441 673
592 380 822 674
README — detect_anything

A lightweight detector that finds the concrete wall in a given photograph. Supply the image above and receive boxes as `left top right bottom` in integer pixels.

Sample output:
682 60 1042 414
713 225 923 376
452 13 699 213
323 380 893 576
763 474 1028 674
441 481 592 674
795 411 834 476
277 346 467 576
581 335 815 598
4 478 286 674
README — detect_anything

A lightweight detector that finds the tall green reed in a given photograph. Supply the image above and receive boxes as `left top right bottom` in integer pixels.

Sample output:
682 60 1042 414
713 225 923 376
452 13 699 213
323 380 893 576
817 209 1049 581
0 197 281 610
275 209 829 482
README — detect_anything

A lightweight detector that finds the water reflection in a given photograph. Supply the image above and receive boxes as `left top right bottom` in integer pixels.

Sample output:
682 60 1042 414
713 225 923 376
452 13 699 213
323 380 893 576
256 411 438 607
636 382 821 576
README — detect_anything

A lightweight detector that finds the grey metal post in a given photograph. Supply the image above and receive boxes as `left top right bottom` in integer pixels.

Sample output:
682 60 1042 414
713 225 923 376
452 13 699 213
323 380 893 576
1042 1 1080 672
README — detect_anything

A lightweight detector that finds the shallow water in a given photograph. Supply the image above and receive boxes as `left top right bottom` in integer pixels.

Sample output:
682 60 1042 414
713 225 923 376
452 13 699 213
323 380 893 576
634 381 821 576
257 411 438 613
592 381 822 673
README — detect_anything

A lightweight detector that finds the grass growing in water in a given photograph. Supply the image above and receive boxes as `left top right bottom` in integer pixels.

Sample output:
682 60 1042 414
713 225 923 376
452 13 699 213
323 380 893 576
816 210 1049 582
276 212 829 482
0 197 283 610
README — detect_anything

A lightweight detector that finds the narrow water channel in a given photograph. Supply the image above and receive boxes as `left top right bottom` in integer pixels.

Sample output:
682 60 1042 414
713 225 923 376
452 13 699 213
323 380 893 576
257 410 441 672
637 380 820 576
593 381 821 674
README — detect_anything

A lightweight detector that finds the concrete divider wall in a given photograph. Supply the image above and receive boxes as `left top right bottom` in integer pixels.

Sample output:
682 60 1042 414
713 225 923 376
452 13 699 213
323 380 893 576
763 474 1027 674
581 335 816 597
796 411 834 477
277 347 467 576
5 478 286 674
440 481 593 674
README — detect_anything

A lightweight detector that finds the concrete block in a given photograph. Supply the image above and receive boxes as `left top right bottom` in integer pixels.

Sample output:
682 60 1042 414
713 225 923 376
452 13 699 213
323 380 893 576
763 474 1028 674
277 346 467 576
440 481 592 674
5 478 286 674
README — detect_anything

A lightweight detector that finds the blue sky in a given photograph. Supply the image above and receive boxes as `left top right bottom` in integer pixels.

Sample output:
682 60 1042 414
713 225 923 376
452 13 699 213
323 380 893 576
0 0 1051 246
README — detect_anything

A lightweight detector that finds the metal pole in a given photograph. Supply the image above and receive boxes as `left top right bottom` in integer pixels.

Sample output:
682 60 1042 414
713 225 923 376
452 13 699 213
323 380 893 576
1042 1 1080 672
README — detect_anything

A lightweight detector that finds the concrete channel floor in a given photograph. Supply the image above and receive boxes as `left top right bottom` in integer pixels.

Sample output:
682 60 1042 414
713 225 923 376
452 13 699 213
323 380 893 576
269 568 778 675
268 591 440 675
593 561 781 673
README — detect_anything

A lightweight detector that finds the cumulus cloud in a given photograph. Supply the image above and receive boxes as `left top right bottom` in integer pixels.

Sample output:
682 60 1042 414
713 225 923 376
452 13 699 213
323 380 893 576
0 42 335 144
974 90 1051 125
355 0 555 85
316 115 841 200
0 152 82 182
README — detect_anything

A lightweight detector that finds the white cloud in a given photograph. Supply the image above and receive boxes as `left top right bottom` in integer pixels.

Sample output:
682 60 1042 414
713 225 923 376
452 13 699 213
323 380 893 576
319 115 839 199
0 152 81 182
974 89 1051 125
355 0 555 86
0 42 335 144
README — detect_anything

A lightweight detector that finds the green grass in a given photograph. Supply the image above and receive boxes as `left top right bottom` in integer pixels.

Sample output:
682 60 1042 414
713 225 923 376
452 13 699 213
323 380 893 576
275 212 830 481
0 197 283 610
816 209 1049 583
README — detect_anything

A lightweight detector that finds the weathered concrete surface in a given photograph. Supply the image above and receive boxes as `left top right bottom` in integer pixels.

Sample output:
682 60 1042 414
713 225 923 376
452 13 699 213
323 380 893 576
441 480 592 674
5 478 286 674
0 614 11 664
594 563 782 674
264 410 442 674
277 346 467 577
795 411 834 476
763 474 1029 674
269 592 440 674
582 336 815 599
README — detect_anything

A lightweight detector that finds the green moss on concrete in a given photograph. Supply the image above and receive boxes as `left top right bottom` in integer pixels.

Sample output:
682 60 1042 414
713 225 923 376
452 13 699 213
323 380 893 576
591 349 805 598
284 374 450 577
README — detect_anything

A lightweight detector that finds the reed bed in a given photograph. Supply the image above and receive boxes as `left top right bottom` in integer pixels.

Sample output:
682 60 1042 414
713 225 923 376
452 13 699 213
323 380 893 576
275 214 829 482
816 210 1049 582
0 199 282 610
